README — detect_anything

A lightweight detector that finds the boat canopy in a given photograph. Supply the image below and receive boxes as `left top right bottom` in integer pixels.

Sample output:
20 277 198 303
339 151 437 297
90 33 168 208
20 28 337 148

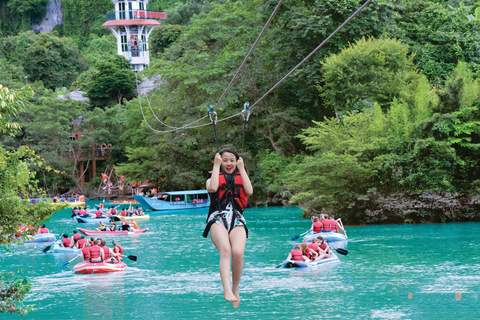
157 190 208 196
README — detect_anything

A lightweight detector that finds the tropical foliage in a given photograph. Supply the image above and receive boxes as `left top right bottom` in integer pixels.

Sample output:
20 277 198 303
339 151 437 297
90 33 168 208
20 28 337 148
0 0 479 223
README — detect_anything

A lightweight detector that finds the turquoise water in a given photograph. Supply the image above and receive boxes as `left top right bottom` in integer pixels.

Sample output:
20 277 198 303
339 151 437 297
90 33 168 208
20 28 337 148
2 204 479 319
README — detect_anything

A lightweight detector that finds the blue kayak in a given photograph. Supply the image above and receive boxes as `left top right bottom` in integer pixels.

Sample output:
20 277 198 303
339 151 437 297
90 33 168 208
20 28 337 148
280 252 340 268
76 217 111 224
18 233 57 243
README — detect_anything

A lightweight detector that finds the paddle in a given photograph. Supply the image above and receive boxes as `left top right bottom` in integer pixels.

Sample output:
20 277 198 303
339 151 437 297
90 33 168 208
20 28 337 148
332 248 348 256
60 255 80 269
291 230 311 241
42 243 53 253
123 255 137 261
43 239 61 253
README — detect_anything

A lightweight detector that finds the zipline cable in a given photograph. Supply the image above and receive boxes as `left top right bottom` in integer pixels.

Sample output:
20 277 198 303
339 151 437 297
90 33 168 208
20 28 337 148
136 74 209 133
181 0 374 129
145 91 179 129
138 0 284 133
213 0 285 111
138 0 372 133
246 0 373 112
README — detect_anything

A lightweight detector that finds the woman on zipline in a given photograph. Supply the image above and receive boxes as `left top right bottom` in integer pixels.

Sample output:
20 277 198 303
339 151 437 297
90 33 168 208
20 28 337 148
203 148 253 308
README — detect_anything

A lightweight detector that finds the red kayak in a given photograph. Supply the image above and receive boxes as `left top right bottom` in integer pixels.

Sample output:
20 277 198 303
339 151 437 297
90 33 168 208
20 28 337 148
78 228 148 236
73 261 127 274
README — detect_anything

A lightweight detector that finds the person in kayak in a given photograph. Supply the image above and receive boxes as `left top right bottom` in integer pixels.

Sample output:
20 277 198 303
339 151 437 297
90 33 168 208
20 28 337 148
203 148 253 309
120 218 130 231
281 243 309 263
81 242 91 262
96 222 108 231
100 240 117 263
61 234 72 248
75 236 87 249
94 208 104 219
316 236 331 258
320 214 332 232
301 242 318 261
71 229 81 243
129 220 140 231
112 240 123 262
89 239 104 263
36 224 49 234
309 216 323 234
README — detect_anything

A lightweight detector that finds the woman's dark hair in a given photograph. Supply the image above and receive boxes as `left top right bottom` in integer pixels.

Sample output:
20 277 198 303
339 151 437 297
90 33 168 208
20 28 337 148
219 148 239 160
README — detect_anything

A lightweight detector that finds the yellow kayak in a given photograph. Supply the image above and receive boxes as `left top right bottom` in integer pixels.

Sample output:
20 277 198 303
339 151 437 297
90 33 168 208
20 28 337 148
65 201 86 207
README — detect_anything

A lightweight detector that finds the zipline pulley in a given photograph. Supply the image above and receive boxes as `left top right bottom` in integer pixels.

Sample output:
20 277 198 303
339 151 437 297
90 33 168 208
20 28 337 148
208 104 219 152
241 102 251 122
208 105 218 124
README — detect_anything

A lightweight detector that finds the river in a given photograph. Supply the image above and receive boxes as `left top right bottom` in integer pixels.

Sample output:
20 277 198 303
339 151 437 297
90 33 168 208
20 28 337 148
1 204 479 319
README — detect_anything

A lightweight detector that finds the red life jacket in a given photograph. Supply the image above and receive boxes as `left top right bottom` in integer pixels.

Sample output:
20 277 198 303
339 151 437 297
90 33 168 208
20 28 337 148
303 249 311 259
77 239 87 249
330 219 338 231
214 171 248 212
312 221 323 233
73 233 81 241
308 243 318 252
62 238 72 247
89 245 102 261
40 228 49 233
103 246 111 260
81 247 90 261
95 210 102 218
320 242 327 250
114 244 123 256
321 219 332 231
291 249 303 261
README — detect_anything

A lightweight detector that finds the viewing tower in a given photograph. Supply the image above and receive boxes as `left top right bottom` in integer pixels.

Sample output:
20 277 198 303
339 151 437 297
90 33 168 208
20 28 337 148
102 0 166 71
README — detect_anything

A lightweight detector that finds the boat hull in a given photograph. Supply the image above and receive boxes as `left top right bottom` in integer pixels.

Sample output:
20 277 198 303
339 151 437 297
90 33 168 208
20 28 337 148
132 190 210 211
282 253 340 268
73 261 127 274
303 231 348 243
111 214 150 221
78 228 148 236
53 243 81 254
21 233 57 243
76 217 111 224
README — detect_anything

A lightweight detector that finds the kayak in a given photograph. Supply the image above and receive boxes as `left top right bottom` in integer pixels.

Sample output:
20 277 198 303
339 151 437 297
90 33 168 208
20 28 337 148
73 261 127 274
52 242 82 254
303 231 348 243
280 252 340 268
64 201 86 207
111 214 150 221
76 216 111 224
77 228 148 236
20 233 57 243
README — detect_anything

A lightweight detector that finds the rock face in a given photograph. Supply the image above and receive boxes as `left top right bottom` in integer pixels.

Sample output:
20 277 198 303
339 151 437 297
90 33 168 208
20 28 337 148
58 90 90 102
347 192 480 224
32 0 63 33
137 75 163 96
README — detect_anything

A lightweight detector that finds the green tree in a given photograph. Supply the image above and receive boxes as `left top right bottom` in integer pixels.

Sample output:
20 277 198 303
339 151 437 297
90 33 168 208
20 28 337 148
0 85 62 316
0 31 87 90
320 37 418 116
85 55 136 107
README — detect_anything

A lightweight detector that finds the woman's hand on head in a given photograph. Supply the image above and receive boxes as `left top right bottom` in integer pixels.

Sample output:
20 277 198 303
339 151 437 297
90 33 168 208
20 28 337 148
213 153 222 167
237 157 245 171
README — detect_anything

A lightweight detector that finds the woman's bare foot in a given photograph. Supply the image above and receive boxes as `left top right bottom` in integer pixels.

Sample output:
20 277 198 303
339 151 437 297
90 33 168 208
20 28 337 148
232 288 240 308
232 294 240 308
224 291 238 303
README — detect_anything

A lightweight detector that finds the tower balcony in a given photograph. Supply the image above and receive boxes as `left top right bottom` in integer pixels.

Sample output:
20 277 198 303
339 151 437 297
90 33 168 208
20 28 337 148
106 10 166 21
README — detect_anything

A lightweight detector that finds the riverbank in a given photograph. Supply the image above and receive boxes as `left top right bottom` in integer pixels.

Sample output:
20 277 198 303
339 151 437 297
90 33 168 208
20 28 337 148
309 192 480 225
